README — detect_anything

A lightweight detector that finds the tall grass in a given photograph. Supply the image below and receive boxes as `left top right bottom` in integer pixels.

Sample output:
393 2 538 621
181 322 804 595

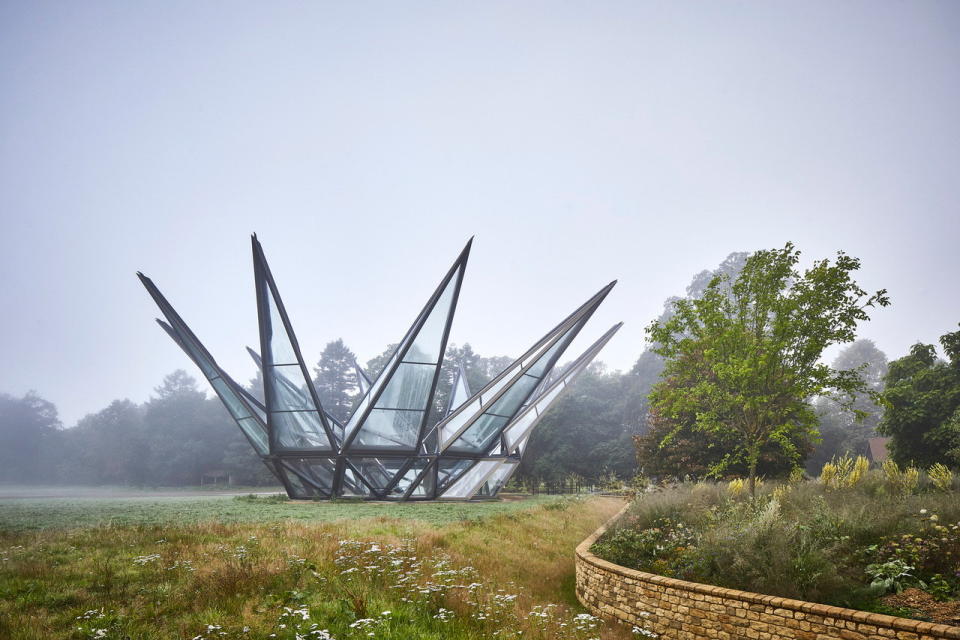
0 496 630 639
592 470 960 612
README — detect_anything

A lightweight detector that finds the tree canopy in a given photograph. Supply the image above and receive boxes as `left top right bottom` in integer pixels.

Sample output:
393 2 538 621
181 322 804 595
879 325 960 467
645 242 889 493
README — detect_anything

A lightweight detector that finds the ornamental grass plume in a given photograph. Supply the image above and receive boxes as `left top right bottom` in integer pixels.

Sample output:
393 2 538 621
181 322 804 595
819 462 838 489
883 459 920 495
727 478 746 497
928 463 954 492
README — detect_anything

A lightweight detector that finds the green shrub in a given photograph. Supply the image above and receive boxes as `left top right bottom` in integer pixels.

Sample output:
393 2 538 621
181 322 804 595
592 474 960 613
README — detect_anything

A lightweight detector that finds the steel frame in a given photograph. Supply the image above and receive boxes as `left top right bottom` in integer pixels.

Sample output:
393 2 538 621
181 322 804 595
139 236 620 500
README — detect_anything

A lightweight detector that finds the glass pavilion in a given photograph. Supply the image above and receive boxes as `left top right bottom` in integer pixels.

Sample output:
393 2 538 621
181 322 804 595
139 237 620 500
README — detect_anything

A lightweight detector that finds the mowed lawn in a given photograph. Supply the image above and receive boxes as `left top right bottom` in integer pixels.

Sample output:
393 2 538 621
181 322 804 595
0 494 629 640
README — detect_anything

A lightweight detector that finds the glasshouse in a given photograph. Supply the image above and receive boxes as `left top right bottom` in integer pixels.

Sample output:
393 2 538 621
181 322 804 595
139 236 620 500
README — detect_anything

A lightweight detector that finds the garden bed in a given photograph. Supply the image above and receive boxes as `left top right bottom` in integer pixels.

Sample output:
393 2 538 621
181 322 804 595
591 468 960 625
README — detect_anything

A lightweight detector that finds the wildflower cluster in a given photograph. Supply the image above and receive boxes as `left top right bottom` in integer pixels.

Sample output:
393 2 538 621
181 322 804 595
591 516 697 578
861 509 960 599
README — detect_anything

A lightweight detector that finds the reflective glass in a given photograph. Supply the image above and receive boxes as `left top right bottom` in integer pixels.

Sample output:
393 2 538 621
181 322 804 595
265 286 299 365
525 324 577 377
289 458 336 493
236 417 269 454
448 414 509 453
436 458 473 491
404 267 459 364
170 323 219 379
210 377 253 420
351 457 406 493
374 363 434 410
280 467 323 498
268 364 315 411
340 465 372 497
503 382 565 449
442 460 499 498
352 409 423 449
447 368 471 416
393 458 431 497
272 410 330 449
487 374 540 417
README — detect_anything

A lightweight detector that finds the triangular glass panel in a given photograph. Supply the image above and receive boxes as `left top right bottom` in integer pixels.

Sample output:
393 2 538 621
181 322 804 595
343 243 469 452
140 276 271 457
252 236 335 451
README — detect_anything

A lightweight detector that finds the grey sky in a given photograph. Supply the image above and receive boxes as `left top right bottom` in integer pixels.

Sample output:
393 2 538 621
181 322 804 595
1 1 958 427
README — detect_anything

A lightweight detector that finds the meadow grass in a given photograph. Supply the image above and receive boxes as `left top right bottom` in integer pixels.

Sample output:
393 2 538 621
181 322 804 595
0 493 568 532
0 494 630 639
593 473 960 615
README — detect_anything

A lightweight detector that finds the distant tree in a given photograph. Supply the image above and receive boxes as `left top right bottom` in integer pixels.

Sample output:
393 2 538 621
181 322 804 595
313 339 359 423
142 370 240 486
365 344 399 381
806 339 889 472
647 243 889 495
879 325 960 467
0 391 61 482
246 368 265 403
63 400 147 485
519 364 636 485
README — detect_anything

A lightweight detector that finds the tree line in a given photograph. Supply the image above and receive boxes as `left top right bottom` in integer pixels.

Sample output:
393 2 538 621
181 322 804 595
1 243 956 489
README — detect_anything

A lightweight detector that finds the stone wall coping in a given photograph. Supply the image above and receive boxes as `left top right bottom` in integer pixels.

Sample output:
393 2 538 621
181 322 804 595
577 503 960 639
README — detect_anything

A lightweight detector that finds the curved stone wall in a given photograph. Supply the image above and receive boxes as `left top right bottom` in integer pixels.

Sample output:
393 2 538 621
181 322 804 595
575 505 960 640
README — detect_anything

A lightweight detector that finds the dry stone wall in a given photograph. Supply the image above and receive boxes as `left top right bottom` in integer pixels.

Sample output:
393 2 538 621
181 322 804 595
576 505 960 640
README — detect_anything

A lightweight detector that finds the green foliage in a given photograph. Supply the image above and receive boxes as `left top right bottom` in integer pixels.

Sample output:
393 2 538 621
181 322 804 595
879 325 960 468
806 340 889 474
0 391 61 483
928 463 955 492
0 493 568 532
593 475 960 612
645 243 889 493
313 338 360 423
864 559 923 594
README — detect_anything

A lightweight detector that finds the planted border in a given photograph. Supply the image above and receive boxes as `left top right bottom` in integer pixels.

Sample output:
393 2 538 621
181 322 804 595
575 505 960 640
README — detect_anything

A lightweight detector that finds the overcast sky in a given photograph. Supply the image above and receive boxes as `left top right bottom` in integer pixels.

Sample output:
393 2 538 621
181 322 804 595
1 1 958 427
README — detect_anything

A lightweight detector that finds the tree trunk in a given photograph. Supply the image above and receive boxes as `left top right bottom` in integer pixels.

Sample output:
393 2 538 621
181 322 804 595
748 441 760 499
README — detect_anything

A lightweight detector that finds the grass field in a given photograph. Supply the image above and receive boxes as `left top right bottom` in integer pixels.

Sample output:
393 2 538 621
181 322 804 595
0 492 571 531
0 493 630 640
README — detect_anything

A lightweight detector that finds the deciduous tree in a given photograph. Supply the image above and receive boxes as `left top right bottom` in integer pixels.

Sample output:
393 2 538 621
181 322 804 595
646 243 889 495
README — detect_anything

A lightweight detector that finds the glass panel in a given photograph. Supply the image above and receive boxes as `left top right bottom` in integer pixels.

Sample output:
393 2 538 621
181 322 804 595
351 458 407 494
404 267 459 364
483 462 517 497
478 368 517 405
288 458 336 494
394 458 431 497
272 410 330 449
352 409 423 449
340 465 372 497
236 417 269 454
268 364 315 410
503 382 565 449
438 397 478 447
436 458 473 491
447 368 471 416
210 377 253 420
487 374 540 417
171 323 219 379
280 467 323 498
265 286 298 365
448 414 509 454
524 328 573 377
374 363 434 410
442 460 499 498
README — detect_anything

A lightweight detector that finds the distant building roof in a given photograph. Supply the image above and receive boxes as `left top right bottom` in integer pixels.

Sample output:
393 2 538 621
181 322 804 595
867 437 891 463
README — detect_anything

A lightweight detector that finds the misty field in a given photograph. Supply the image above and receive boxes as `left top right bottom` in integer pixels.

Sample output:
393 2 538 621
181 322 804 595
0 491 569 532
0 494 631 640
